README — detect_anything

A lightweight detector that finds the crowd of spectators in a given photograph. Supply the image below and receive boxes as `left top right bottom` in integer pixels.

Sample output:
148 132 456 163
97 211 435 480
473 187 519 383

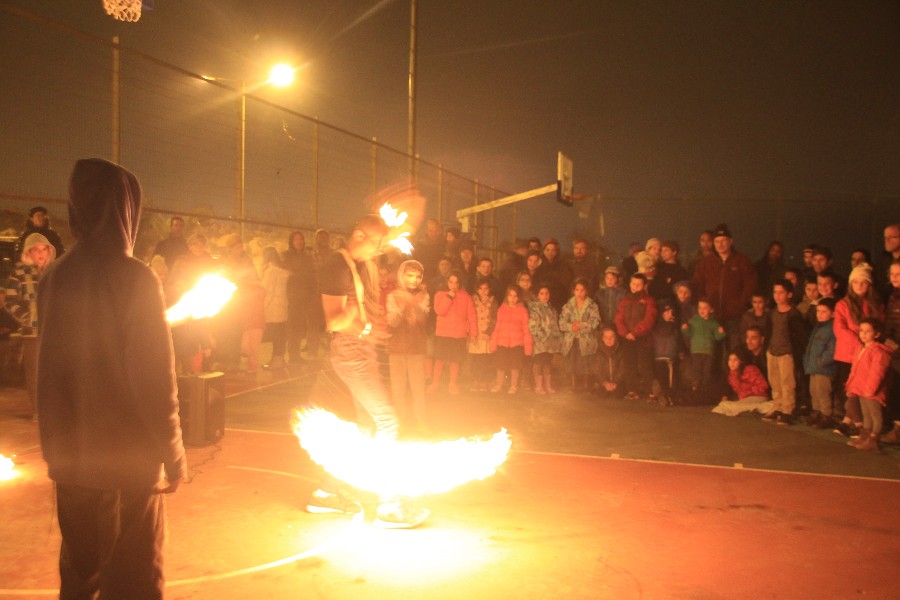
6 205 897 452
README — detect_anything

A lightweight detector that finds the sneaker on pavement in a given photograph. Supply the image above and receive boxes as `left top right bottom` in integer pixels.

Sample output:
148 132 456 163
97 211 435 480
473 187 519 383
762 410 781 422
305 489 362 514
374 500 430 529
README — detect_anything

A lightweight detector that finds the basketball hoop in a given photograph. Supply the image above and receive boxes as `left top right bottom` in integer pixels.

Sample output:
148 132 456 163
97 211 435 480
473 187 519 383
103 0 142 22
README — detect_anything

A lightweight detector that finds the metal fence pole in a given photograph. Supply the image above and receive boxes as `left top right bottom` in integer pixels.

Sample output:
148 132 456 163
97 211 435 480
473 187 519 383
371 137 378 194
313 118 320 228
111 35 121 163
437 164 444 223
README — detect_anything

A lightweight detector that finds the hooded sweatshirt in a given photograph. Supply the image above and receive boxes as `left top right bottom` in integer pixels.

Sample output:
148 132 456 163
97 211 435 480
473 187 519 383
5 232 57 333
36 158 186 491
386 260 430 355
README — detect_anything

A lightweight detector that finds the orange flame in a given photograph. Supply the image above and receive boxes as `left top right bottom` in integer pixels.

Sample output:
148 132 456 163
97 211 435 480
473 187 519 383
165 274 237 325
0 454 16 482
378 202 415 255
293 408 511 498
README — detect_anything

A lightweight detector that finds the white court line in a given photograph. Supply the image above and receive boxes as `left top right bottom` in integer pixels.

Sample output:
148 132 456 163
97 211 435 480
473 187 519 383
516 449 900 483
224 375 305 400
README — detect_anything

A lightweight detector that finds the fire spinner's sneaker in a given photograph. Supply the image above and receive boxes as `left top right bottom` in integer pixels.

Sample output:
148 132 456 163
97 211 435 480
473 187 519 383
305 489 362 514
374 500 430 529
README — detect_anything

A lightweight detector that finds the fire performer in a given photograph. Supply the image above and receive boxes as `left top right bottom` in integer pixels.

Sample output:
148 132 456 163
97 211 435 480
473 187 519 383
305 214 429 528
36 159 186 599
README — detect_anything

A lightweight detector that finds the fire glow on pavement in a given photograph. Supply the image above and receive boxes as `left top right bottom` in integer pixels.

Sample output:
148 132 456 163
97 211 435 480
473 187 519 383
293 408 511 498
0 454 16 482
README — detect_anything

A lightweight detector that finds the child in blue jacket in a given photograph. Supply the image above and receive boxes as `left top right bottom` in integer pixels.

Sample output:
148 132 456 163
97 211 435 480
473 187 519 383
803 297 837 428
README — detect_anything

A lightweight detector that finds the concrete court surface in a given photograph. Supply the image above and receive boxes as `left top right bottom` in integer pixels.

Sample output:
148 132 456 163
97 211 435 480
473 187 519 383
2 363 900 599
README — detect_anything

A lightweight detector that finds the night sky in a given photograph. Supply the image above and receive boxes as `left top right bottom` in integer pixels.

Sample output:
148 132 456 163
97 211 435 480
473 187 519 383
4 0 899 256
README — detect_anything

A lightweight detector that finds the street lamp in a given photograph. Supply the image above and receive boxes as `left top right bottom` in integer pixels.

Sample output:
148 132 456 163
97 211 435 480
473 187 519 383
203 63 296 240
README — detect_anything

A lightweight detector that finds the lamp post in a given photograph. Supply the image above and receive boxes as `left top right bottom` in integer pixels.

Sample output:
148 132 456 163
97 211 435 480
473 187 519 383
204 63 295 241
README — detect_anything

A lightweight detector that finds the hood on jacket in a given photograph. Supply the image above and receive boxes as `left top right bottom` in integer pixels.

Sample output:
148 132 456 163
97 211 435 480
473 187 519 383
67 158 141 256
20 232 58 265
396 259 424 289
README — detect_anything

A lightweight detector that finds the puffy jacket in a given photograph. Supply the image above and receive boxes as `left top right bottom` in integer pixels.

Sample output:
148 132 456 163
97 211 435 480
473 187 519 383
728 365 769 400
803 320 836 376
262 263 291 323
490 303 533 355
845 342 893 405
691 250 756 322
434 289 477 339
614 291 658 347
833 298 882 363
595 339 626 386
559 296 600 356
528 300 562 355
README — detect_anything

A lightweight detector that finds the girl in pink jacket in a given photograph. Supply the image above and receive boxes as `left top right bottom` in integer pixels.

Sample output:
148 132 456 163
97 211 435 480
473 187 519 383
428 271 476 394
845 318 893 451
490 285 533 393
833 265 883 433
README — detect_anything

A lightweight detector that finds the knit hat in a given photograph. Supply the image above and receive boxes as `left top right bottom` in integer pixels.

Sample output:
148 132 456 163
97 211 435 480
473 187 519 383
848 263 873 285
713 224 732 239
604 266 620 276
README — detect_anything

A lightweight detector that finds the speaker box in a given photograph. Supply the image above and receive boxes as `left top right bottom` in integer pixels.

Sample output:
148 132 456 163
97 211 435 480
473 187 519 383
177 372 225 446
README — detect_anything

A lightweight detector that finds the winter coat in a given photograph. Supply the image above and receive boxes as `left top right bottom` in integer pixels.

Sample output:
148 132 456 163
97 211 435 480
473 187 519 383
490 303 533 355
595 339 626 386
5 232 57 334
614 291 658 347
559 296 600 356
262 263 291 323
595 285 625 324
468 293 497 354
434 289 477 339
691 250 756 322
527 300 562 355
282 243 317 300
728 365 770 400
833 298 882 363
845 342 893 405
653 317 681 360
682 315 726 355
803 320 836 377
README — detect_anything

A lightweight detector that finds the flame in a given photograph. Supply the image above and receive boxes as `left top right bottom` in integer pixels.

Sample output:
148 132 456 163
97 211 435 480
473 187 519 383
293 408 511 498
387 232 414 255
378 202 415 255
0 454 16 482
165 274 237 325
379 203 409 228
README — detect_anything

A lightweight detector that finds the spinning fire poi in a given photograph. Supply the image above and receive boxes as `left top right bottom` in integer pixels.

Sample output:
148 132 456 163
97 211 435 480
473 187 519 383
297 195 511 529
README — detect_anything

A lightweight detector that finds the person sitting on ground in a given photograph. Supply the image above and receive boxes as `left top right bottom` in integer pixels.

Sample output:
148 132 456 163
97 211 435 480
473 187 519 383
844 318 893 452
803 298 837 429
559 278 600 393
712 352 773 417
595 326 626 398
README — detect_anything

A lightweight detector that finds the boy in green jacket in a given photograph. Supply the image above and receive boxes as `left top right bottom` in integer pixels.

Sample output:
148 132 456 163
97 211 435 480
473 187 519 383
682 298 726 400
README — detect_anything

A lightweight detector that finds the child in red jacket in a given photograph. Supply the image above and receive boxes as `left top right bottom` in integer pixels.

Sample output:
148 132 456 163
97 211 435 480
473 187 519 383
712 352 772 416
428 270 476 394
845 318 893 451
490 285 533 393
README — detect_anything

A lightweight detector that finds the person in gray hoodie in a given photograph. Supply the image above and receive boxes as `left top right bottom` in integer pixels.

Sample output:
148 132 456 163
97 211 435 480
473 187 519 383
37 158 186 599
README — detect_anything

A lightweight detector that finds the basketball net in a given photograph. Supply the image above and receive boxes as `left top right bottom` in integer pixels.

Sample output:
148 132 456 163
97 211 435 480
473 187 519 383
103 0 142 22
